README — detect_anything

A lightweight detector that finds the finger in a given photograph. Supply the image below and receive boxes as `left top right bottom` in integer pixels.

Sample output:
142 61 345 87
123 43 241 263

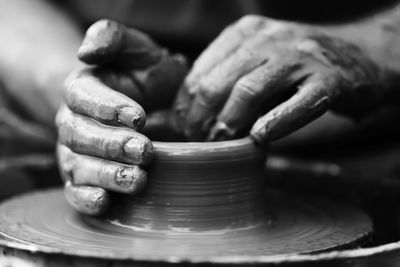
57 144 147 195
170 83 192 131
170 24 246 131
65 69 146 129
56 106 153 165
95 54 187 112
250 74 339 144
172 15 267 127
78 19 163 69
88 68 144 104
134 53 187 111
64 181 109 216
184 47 269 140
208 59 301 141
185 15 268 87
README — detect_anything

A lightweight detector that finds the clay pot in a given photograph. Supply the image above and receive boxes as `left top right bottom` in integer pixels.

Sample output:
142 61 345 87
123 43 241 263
93 137 267 232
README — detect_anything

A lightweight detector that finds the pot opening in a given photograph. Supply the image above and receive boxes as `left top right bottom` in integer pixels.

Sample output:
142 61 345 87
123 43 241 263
141 111 220 143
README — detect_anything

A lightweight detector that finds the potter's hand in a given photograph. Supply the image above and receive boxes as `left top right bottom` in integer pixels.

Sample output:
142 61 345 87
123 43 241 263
56 20 187 215
173 15 393 143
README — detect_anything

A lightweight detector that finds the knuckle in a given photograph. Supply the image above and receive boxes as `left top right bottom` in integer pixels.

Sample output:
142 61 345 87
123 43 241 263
236 15 266 30
58 118 78 148
55 107 67 128
295 39 334 67
57 122 72 145
296 39 323 55
197 81 222 103
64 80 75 105
57 146 75 182
64 76 87 111
256 19 289 36
94 18 114 28
234 78 262 100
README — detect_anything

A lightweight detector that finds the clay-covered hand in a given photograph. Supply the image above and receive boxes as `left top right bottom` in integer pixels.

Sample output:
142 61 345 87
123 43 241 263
56 20 187 215
173 15 394 143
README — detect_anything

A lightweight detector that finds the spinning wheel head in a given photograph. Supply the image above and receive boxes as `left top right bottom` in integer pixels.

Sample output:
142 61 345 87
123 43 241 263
0 188 372 262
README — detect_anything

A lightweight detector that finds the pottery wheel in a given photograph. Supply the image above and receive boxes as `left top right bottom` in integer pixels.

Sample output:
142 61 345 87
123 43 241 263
0 189 372 262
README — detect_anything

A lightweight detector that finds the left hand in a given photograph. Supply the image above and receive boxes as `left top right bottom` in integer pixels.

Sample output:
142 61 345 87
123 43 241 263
172 15 395 144
56 20 187 215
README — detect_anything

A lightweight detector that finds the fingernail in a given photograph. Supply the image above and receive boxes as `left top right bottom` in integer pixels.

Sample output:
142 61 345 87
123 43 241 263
123 136 154 165
115 166 147 194
115 168 134 188
117 107 146 130
207 121 236 141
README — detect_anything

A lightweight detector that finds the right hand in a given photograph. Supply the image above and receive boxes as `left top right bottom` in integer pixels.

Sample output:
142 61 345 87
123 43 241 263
56 20 187 215
172 15 395 144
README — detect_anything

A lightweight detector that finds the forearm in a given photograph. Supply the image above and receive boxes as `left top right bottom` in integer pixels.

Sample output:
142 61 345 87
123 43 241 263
0 0 82 125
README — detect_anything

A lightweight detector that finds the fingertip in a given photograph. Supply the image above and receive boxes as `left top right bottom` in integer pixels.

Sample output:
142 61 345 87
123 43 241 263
114 166 148 195
78 19 124 65
117 106 146 130
250 117 270 145
65 182 110 216
131 166 148 194
141 138 154 165
123 135 154 165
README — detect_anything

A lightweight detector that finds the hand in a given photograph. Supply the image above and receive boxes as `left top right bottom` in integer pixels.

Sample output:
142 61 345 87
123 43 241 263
56 20 187 215
172 15 394 143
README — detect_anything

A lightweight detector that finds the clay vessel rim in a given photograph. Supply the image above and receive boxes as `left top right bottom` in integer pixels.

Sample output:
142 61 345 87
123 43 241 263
151 136 254 150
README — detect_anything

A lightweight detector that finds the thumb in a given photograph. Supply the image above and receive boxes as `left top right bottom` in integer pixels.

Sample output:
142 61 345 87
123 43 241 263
77 19 188 111
77 19 162 69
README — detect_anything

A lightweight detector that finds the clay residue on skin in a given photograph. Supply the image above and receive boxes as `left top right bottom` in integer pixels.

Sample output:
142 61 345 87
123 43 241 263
171 13 400 143
114 168 134 188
